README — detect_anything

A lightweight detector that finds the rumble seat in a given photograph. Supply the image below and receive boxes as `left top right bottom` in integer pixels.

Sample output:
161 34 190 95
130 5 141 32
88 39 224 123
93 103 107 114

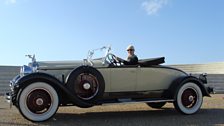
138 57 165 67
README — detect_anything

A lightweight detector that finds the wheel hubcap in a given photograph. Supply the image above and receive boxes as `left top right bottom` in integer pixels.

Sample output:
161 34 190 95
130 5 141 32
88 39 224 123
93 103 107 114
83 83 91 90
36 98 44 106
181 88 197 108
26 89 52 114
188 95 194 102
75 73 99 100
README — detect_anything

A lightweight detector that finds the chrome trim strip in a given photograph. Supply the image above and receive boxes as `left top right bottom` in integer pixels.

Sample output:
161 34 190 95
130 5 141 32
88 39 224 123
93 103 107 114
38 66 75 70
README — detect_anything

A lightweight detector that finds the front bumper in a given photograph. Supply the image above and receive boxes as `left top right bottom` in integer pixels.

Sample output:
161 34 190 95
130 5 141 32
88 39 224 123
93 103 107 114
4 75 21 108
4 92 13 108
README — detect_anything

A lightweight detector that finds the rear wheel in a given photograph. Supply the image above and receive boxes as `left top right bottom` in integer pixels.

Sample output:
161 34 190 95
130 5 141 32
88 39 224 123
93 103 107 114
174 82 203 114
146 102 166 109
18 82 59 122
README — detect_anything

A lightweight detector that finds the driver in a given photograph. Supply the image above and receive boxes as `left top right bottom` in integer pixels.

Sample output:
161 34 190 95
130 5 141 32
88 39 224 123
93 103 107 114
116 45 138 65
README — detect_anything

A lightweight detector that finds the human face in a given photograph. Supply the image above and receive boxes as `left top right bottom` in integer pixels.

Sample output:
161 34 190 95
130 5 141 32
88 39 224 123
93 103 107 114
127 49 134 55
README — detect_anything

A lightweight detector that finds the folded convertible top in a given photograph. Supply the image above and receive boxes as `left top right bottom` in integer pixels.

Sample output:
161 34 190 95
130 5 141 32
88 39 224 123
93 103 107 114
138 57 165 67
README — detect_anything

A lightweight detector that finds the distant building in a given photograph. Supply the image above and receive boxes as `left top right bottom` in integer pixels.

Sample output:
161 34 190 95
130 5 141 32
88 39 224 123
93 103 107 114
0 66 20 95
170 62 224 74
169 62 224 91
0 62 224 95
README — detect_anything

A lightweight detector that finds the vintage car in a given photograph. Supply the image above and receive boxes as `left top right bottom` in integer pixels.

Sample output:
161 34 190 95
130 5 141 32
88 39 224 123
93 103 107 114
5 46 212 122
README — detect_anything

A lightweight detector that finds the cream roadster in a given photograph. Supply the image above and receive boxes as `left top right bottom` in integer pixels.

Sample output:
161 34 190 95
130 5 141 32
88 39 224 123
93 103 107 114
5 46 211 122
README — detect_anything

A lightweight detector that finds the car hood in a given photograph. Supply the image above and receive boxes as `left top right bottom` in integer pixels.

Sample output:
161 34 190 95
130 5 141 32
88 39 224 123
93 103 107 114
36 59 108 70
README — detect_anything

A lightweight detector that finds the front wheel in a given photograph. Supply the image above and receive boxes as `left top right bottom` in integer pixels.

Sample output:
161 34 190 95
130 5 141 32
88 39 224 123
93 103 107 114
18 82 59 122
174 82 203 115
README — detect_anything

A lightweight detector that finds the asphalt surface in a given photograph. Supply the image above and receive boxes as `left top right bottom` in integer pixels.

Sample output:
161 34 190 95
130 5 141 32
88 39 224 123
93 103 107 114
0 95 224 126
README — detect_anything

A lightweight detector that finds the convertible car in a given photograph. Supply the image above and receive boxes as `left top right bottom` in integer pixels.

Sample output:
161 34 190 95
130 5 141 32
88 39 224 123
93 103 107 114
5 46 212 122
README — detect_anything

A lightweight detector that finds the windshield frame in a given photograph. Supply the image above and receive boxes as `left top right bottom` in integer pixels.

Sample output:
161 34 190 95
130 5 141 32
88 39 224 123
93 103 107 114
86 46 111 66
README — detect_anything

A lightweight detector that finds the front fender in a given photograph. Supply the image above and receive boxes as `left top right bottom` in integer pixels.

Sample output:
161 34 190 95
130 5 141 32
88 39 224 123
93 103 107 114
12 72 72 105
13 72 92 107
15 72 65 90
11 72 70 104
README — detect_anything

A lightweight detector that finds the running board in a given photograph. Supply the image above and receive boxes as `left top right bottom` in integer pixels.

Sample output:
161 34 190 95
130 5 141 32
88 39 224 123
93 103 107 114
100 98 174 105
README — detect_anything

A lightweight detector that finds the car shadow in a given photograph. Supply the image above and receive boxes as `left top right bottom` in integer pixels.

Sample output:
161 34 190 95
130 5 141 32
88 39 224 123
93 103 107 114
39 108 224 126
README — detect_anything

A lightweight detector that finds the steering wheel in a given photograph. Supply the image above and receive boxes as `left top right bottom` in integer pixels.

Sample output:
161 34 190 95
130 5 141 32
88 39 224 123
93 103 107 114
107 53 121 66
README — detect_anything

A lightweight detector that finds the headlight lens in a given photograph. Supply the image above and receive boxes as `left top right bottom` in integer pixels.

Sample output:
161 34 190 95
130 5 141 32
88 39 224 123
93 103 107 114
9 75 21 91
20 65 33 76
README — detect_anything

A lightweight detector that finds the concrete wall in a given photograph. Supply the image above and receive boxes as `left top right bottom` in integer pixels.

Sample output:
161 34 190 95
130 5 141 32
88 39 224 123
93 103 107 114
170 62 224 74
169 62 224 89
0 66 20 95
0 62 224 95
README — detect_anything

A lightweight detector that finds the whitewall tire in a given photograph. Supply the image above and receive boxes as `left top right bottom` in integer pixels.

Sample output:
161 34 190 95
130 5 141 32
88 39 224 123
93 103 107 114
18 82 59 122
174 82 203 115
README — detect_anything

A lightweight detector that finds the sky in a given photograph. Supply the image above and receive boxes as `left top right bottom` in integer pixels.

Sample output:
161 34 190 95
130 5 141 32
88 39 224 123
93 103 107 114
0 0 223 66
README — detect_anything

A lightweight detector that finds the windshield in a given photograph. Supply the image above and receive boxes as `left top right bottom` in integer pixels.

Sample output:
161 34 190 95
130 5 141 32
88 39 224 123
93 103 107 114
87 46 111 65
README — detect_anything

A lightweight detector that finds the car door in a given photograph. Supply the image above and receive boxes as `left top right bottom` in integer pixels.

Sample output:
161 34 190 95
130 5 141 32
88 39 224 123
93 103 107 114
110 67 137 92
137 67 164 91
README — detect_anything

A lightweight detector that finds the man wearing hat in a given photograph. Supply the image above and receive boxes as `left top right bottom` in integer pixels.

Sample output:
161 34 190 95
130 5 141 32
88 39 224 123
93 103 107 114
116 45 138 65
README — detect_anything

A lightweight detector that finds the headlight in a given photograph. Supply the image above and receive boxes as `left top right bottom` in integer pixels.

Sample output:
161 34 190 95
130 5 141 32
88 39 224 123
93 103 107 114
20 65 33 76
9 75 21 91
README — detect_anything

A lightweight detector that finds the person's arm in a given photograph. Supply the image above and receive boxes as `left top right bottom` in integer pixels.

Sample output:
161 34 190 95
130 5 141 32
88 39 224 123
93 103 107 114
123 56 138 65
116 57 124 62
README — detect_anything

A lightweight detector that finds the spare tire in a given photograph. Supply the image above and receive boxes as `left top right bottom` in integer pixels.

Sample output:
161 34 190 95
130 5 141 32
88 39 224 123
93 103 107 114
66 66 105 108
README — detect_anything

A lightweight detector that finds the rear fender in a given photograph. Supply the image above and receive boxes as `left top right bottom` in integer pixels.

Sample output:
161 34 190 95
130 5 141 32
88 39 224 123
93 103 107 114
166 76 210 99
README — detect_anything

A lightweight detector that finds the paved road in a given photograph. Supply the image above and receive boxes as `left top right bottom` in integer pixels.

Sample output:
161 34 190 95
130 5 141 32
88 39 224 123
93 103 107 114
0 95 224 126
